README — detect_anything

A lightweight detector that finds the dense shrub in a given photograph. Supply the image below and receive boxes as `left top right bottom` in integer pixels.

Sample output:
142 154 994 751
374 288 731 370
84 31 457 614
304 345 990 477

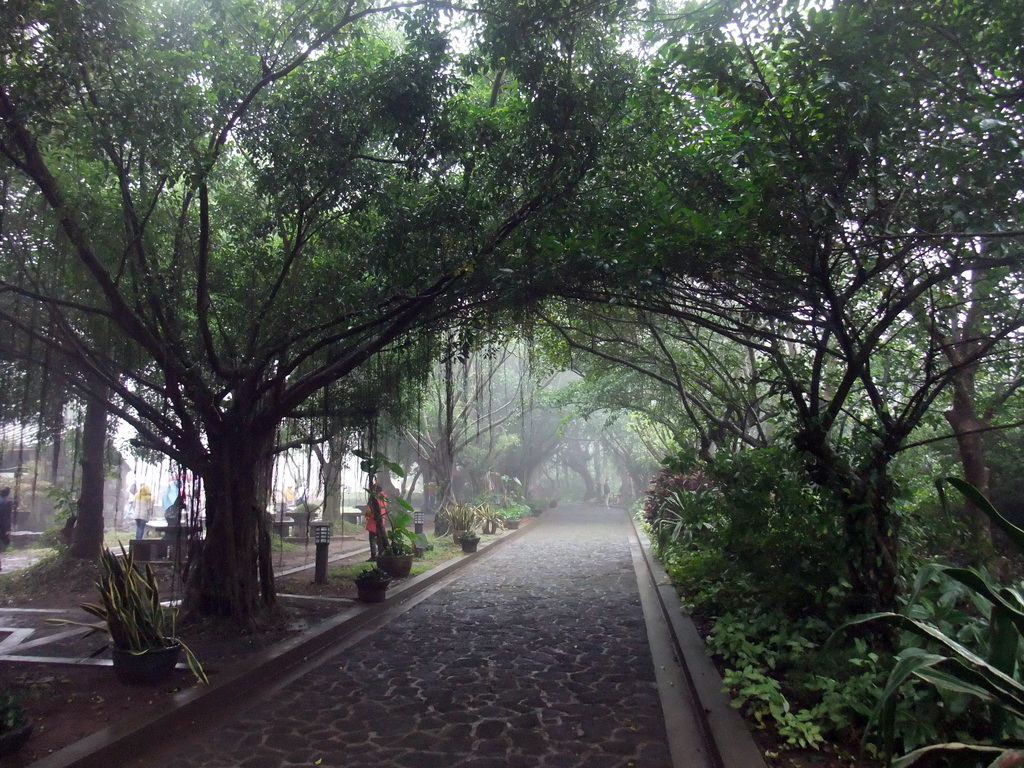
646 445 846 614
652 466 1024 764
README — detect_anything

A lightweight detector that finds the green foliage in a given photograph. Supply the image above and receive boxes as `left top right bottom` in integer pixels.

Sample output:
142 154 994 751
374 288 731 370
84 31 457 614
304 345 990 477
647 445 845 613
354 566 393 585
848 479 1024 766
386 527 415 556
381 506 416 556
355 450 416 555
44 485 75 519
1 0 638 622
37 485 76 551
497 503 530 522
707 608 892 758
441 501 479 532
720 666 825 750
353 450 406 482
470 502 503 533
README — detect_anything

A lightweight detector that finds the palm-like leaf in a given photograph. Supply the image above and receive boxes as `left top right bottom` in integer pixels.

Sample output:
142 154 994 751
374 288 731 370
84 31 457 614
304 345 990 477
849 479 1024 766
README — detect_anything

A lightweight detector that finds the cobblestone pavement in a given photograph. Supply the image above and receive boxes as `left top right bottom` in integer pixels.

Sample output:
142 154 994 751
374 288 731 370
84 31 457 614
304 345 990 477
154 504 674 768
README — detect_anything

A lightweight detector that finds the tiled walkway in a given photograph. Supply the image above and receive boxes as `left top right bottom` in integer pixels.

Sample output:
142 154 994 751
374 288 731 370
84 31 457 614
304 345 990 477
149 505 678 768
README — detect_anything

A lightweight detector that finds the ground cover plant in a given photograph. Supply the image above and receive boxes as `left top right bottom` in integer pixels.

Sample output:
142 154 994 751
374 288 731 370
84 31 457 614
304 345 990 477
644 447 1024 767
844 479 1024 767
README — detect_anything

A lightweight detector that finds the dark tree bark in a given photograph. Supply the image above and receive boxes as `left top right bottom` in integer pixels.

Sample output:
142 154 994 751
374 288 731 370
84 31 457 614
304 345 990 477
69 376 108 560
795 427 902 613
184 422 276 623
945 376 993 556
316 438 346 523
559 442 596 501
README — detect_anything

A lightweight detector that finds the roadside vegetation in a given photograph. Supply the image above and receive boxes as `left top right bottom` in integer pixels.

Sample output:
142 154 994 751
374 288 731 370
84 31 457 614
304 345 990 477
643 448 1024 767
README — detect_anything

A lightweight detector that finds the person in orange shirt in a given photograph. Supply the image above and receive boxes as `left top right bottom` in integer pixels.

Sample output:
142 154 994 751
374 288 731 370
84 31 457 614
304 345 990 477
364 483 388 560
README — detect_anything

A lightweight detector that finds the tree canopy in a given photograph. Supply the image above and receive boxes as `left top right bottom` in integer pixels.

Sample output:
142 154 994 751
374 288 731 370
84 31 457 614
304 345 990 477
0 0 639 622
1 0 1022 623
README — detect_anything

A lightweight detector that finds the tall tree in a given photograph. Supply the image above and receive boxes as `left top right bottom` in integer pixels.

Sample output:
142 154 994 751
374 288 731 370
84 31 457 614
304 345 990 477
406 344 530 504
561 0 1024 610
0 0 636 622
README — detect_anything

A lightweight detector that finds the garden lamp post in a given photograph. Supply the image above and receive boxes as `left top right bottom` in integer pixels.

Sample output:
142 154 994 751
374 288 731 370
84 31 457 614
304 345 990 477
311 522 332 584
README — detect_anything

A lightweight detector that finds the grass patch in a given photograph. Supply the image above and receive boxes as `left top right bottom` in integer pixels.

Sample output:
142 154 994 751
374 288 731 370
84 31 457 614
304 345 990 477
328 533 499 580
0 550 98 601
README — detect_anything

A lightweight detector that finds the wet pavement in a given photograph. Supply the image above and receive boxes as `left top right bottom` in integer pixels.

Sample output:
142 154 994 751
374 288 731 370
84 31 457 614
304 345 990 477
139 504 682 768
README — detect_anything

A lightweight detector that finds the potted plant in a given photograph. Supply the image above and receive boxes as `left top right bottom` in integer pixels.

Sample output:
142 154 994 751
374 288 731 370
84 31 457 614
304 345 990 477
475 503 503 535
458 530 480 553
499 504 529 530
376 513 417 578
354 565 392 603
353 449 417 578
443 501 478 544
53 546 206 686
526 498 547 516
0 694 32 755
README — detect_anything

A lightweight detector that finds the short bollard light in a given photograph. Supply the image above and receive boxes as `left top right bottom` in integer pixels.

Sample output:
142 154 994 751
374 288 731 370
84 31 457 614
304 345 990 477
312 522 332 584
312 521 332 544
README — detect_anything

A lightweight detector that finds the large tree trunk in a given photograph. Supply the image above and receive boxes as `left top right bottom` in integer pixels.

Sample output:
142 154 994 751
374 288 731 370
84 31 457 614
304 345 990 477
69 380 108 559
314 437 347 524
839 469 900 613
183 424 276 624
945 369 994 559
930 266 996 557
604 436 649 503
560 443 596 501
796 430 900 613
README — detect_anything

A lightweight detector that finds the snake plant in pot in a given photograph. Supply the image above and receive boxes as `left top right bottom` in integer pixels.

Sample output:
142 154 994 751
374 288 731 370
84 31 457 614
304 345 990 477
443 501 479 544
54 546 207 686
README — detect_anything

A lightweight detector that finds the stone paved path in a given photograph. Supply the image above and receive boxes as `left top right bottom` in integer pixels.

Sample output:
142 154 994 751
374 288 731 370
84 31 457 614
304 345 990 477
154 504 676 768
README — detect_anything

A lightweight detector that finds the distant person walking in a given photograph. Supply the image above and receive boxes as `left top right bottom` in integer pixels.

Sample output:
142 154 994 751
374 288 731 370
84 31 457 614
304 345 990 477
602 479 611 508
134 483 153 539
0 487 14 571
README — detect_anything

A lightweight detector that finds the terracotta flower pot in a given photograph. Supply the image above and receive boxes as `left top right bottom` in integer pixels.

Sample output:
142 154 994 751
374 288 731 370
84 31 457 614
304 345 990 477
376 553 414 579
356 581 390 603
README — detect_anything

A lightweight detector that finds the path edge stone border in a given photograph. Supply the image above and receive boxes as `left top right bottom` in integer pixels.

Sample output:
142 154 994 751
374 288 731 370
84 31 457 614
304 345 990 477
25 523 532 768
629 512 769 768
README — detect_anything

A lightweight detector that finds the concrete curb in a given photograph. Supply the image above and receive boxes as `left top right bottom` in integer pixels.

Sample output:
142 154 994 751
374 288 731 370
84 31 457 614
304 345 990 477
630 513 769 768
27 522 533 768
